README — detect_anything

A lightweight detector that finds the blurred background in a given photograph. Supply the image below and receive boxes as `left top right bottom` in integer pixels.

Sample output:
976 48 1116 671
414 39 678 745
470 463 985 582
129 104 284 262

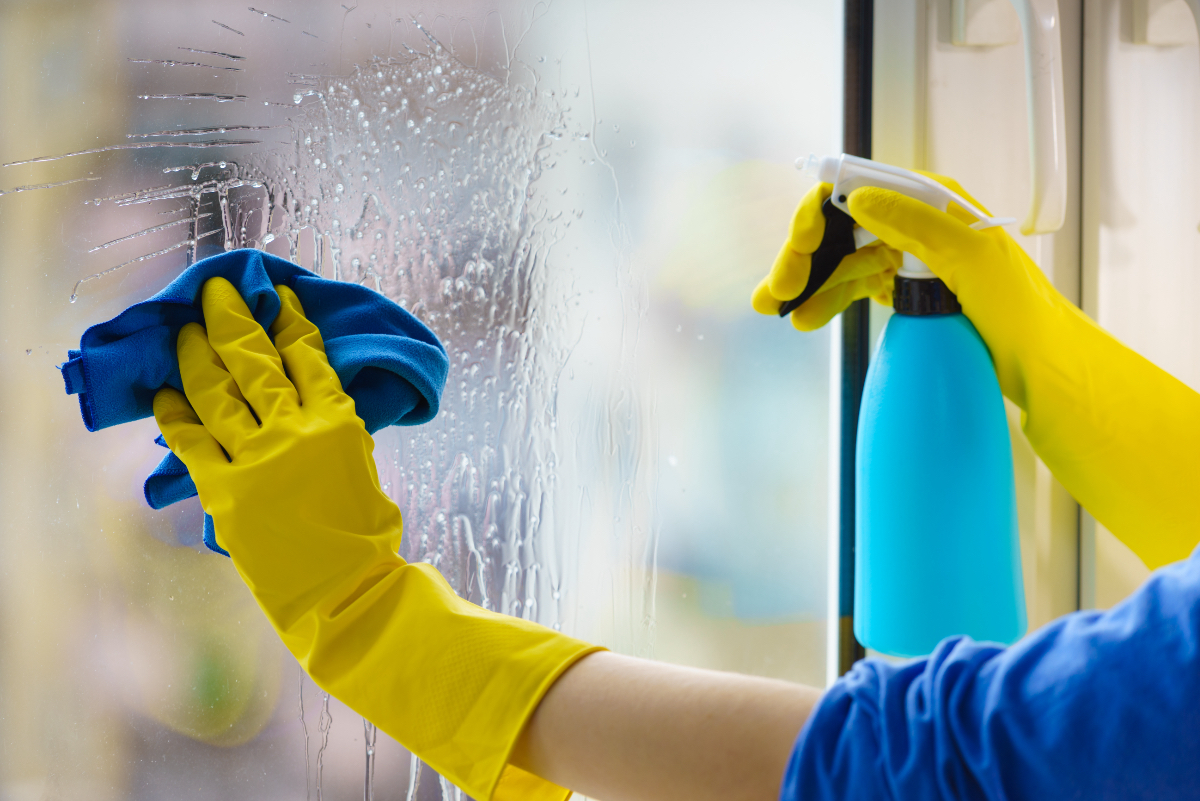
0 1 841 798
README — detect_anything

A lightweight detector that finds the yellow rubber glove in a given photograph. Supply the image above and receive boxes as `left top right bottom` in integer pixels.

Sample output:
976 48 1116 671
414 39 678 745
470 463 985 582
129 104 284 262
752 180 901 330
153 277 602 801
755 177 1200 570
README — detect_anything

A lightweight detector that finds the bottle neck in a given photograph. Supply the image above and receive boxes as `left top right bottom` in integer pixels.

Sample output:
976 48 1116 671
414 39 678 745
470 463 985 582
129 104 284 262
893 276 961 316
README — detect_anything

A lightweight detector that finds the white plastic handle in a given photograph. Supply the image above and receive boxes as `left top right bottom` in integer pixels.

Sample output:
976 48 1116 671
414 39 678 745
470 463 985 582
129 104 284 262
1008 0 1068 235
1185 0 1200 45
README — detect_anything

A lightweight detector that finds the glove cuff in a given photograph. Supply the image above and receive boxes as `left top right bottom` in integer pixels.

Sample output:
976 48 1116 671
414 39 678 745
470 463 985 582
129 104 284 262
296 561 603 801
487 642 606 801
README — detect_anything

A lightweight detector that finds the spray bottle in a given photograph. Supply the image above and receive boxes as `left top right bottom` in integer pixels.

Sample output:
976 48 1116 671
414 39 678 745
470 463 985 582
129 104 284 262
783 153 1026 658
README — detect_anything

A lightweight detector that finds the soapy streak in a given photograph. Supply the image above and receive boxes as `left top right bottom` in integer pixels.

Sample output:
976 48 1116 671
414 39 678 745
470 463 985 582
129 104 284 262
212 20 245 36
127 126 278 138
87 184 177 206
315 693 332 801
0 176 99 197
138 93 248 102
87 179 261 209
162 162 256 181
298 668 311 801
363 718 377 801
128 59 244 72
2 141 260 169
406 753 422 801
88 213 213 252
178 47 247 61
248 7 290 23
70 232 220 301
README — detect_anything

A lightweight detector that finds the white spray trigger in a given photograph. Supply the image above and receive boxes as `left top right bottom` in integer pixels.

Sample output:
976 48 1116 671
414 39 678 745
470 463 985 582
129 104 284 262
795 154 1015 279
796 154 1015 231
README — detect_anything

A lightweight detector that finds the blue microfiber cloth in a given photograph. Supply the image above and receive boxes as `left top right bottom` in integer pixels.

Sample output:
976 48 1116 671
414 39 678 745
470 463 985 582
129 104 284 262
61 249 449 556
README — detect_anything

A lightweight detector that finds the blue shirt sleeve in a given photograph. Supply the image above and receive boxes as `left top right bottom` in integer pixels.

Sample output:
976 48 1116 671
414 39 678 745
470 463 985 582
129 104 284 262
781 548 1200 800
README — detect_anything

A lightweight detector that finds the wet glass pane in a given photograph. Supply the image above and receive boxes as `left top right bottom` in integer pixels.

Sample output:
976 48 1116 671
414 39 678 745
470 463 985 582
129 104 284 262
0 2 841 797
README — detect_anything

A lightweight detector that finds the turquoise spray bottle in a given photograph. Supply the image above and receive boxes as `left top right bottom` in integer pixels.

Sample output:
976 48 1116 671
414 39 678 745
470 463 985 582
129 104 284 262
780 154 1026 658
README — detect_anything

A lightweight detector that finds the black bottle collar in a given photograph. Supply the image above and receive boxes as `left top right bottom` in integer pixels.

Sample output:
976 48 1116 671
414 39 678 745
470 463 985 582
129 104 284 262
893 276 961 316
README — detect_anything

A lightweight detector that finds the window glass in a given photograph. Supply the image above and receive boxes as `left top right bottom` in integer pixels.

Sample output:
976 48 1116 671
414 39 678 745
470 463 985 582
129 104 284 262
0 2 841 797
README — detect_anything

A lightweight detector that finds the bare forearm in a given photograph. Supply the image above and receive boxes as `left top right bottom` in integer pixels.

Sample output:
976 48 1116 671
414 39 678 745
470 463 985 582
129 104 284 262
510 651 823 801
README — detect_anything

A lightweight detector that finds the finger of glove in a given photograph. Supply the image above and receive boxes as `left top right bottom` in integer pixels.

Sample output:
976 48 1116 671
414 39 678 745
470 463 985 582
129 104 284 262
789 280 857 331
788 276 884 332
761 242 896 323
153 386 229 469
751 277 783 315
818 242 899 289
765 242 813 302
177 322 261 455
201 277 299 421
269 284 346 406
847 186 989 291
762 183 834 302
788 182 835 253
864 270 896 306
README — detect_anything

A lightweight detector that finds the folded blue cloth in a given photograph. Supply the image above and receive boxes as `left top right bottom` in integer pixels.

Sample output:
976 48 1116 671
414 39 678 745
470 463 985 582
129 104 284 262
62 249 449 555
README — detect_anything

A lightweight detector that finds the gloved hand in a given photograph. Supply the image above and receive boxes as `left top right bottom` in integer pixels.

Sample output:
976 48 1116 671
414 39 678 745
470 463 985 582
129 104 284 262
755 177 1200 570
752 180 901 330
153 277 601 801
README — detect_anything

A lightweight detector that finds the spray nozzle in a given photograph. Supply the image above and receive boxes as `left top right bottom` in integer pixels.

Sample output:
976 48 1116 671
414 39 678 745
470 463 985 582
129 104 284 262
798 154 1013 230
777 154 1016 318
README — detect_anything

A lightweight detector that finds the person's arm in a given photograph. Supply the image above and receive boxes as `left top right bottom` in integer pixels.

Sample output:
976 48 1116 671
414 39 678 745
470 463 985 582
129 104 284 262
156 277 818 801
516 547 1200 801
155 278 598 801
782 550 1200 800
754 176 1200 569
511 651 822 801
